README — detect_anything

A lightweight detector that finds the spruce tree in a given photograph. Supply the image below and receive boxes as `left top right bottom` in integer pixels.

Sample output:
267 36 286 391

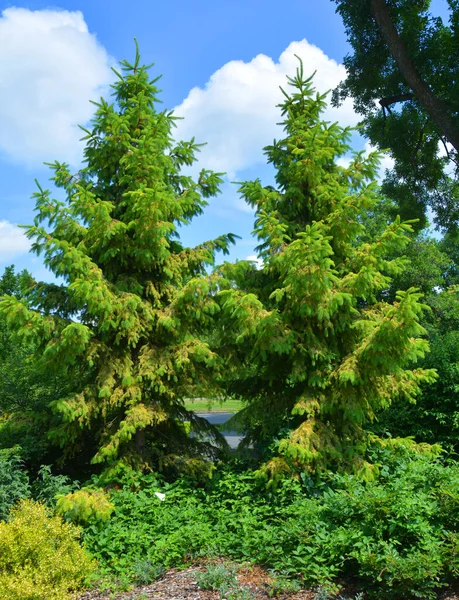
0 266 61 468
217 64 437 479
0 45 235 474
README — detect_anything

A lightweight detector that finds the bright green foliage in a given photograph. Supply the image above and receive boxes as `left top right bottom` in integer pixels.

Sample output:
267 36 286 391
268 577 302 596
0 499 94 600
83 456 459 598
216 65 436 478
375 284 459 451
0 45 234 472
56 487 114 525
0 266 62 467
359 232 459 450
332 0 459 231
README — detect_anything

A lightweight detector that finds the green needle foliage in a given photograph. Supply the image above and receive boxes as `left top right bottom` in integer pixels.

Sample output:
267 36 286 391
0 44 235 475
217 63 438 480
0 266 64 469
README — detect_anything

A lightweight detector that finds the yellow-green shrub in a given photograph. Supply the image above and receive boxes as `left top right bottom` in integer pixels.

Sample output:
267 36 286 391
0 499 95 600
56 487 115 525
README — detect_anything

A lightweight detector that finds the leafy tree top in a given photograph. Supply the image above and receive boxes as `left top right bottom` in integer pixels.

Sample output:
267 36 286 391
0 266 32 298
0 44 235 473
216 62 438 480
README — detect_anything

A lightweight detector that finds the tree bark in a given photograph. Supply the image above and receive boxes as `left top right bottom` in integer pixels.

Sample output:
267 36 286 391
379 93 413 110
135 428 145 456
370 0 459 152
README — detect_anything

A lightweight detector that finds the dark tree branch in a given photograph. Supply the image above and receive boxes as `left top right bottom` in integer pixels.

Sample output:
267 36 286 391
410 120 428 168
370 0 459 153
441 137 452 162
440 137 459 169
379 93 414 111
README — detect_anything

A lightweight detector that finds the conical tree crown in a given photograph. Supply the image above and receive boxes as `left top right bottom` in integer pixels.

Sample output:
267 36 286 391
0 45 235 473
218 63 437 479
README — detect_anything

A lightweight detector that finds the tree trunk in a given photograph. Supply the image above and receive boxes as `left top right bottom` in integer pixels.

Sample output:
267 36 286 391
135 428 145 456
370 0 459 152
379 93 413 111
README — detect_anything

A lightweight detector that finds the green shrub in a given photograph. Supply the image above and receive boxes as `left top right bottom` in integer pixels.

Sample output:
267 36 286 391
0 449 30 520
0 499 95 600
56 487 115 525
195 564 256 600
32 464 76 507
82 456 459 598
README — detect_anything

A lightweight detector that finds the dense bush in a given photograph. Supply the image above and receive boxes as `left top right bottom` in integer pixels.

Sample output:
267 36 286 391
0 454 80 519
0 268 62 469
0 499 94 600
31 464 76 507
83 454 459 599
56 487 115 525
374 286 459 452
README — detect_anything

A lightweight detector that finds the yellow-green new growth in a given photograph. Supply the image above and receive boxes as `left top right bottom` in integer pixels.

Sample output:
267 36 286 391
217 62 437 479
0 45 235 473
0 499 94 600
56 488 115 525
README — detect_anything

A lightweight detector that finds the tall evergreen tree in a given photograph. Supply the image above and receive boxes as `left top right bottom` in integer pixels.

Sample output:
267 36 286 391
0 266 56 468
216 64 437 479
0 45 235 474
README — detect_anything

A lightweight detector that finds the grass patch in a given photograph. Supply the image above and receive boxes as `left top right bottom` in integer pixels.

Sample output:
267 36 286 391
184 398 243 413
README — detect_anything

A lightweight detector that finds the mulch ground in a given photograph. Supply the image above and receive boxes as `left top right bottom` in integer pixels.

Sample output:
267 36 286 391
78 566 459 600
78 564 314 599
78 562 459 600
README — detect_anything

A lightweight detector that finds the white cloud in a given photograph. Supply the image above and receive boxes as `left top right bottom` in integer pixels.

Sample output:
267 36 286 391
174 40 358 178
246 254 263 269
337 142 395 179
438 139 456 177
0 7 113 166
0 221 31 261
364 142 395 178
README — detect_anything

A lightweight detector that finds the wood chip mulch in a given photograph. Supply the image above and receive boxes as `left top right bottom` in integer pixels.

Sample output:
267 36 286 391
78 563 459 600
78 564 313 600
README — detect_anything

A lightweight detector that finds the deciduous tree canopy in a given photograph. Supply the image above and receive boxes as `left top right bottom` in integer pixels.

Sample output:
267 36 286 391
332 0 459 231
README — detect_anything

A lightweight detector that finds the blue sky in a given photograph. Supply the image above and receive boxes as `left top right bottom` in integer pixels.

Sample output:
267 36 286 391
0 0 450 280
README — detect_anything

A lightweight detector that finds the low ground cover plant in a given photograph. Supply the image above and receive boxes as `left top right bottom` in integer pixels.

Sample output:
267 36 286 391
195 563 257 599
82 451 459 599
195 563 244 599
